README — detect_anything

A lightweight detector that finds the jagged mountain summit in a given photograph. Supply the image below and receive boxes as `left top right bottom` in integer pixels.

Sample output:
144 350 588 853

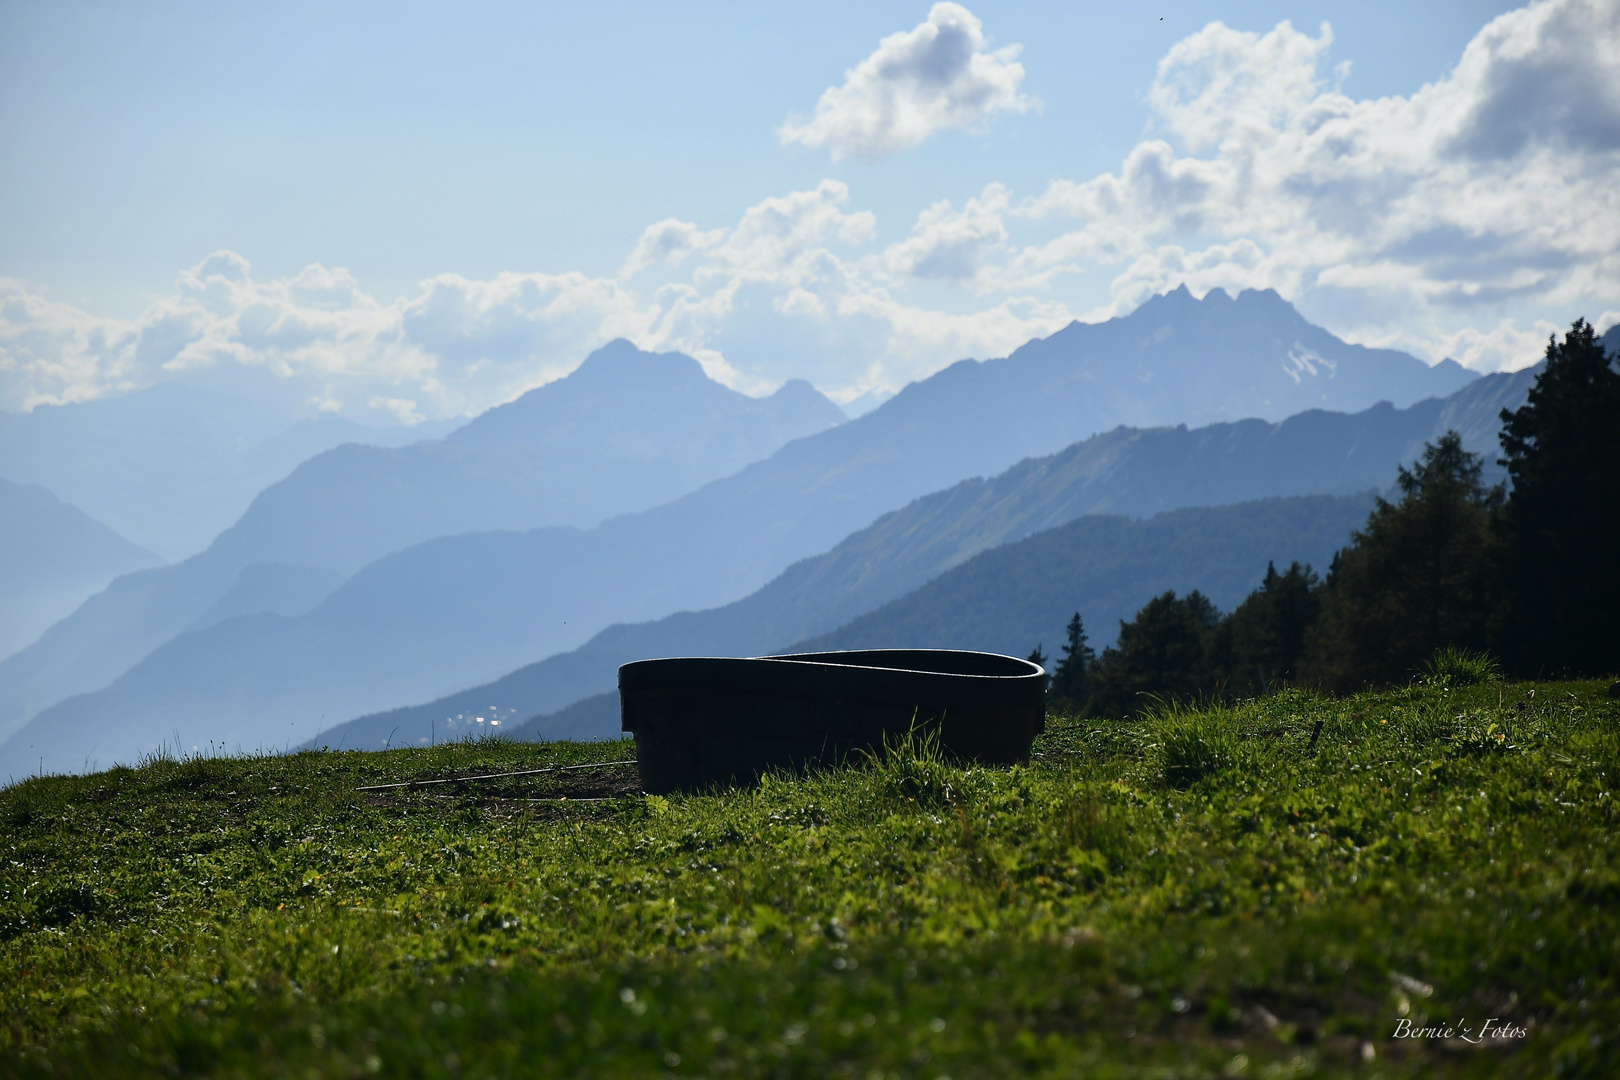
982 284 1473 430
0 287 1477 774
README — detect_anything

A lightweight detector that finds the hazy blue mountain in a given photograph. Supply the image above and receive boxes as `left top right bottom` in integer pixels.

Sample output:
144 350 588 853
201 340 847 574
0 343 843 745
498 496 1376 744
517 694 624 744
0 288 1481 773
790 495 1375 659
180 564 347 635
982 284 1474 430
0 383 458 560
0 480 163 662
299 366 1530 756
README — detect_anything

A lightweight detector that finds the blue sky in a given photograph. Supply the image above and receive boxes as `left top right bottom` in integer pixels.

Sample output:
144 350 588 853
2 0 1616 420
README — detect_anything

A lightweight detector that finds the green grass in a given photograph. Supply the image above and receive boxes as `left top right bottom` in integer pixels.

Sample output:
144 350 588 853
2 680 1617 1078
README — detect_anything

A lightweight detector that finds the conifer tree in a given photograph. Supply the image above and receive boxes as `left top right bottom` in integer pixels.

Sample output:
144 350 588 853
1495 319 1620 675
1219 561 1320 696
1305 432 1499 690
1050 612 1095 712
1089 591 1222 717
1026 644 1050 691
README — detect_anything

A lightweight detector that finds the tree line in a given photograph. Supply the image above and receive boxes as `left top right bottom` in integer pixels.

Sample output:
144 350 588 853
1030 319 1619 716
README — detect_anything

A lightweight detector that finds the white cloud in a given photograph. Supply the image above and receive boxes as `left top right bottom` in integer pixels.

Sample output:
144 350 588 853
1429 317 1567 374
1103 240 1285 315
368 396 427 425
884 184 1010 284
0 280 142 409
778 3 1033 161
620 219 726 278
0 180 1072 417
0 252 654 416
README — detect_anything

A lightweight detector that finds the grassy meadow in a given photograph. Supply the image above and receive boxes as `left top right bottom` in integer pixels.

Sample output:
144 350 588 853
1 678 1616 1078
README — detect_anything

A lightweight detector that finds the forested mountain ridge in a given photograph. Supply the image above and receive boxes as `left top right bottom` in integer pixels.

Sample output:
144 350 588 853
788 495 1375 661
1054 319 1620 716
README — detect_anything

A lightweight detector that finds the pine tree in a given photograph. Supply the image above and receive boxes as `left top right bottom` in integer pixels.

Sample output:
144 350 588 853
1218 561 1321 696
1088 591 1222 717
1049 612 1095 712
1495 319 1620 675
1026 644 1050 691
1304 432 1499 691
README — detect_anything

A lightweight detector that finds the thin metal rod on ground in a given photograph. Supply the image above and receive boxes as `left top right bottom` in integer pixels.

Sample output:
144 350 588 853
355 759 636 792
513 796 630 803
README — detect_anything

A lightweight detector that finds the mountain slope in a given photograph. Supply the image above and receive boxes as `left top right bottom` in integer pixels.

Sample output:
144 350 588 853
789 496 1374 659
0 288 1478 772
0 481 163 662
0 383 457 560
202 341 846 574
299 366 1530 756
498 496 1376 744
0 343 842 741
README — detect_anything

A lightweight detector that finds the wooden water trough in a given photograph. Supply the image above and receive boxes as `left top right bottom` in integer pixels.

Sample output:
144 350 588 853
619 649 1046 794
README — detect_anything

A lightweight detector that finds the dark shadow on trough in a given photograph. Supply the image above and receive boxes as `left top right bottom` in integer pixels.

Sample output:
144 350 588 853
619 649 1046 795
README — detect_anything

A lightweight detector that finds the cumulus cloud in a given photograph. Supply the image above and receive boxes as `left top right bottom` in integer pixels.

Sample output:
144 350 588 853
0 179 1071 418
0 281 142 409
706 180 878 275
620 219 726 278
779 3 1033 161
0 252 654 416
884 184 1010 284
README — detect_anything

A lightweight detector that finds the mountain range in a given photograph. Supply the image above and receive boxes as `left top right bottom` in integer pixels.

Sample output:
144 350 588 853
198 341 846 575
789 495 1374 659
303 362 1528 756
0 286 1479 776
495 493 1381 745
0 346 844 749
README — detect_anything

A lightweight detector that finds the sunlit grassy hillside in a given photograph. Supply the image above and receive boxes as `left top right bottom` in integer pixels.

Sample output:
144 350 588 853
2 679 1616 1078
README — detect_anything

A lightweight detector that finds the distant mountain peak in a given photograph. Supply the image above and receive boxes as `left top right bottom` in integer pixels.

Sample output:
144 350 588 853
568 339 705 383
769 378 824 402
1235 286 1286 305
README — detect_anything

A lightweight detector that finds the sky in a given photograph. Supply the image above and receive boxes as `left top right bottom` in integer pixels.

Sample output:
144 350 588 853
2 0 1617 422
